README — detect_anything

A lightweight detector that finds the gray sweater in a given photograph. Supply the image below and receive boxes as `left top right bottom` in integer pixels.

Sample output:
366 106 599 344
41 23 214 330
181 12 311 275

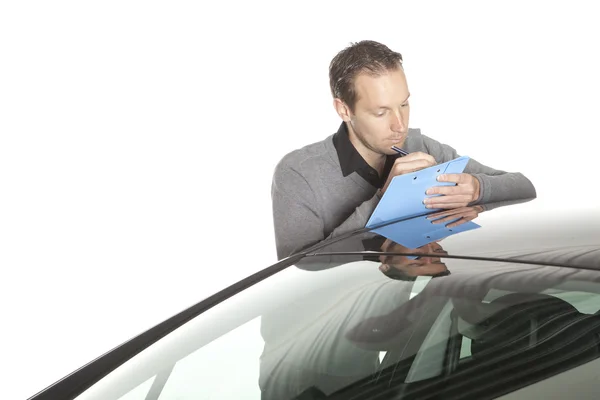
271 128 536 260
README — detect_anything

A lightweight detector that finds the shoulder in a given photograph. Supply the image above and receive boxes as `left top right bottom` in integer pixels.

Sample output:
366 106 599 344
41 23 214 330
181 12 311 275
404 127 450 150
407 127 423 138
405 128 460 162
403 128 426 151
273 135 334 180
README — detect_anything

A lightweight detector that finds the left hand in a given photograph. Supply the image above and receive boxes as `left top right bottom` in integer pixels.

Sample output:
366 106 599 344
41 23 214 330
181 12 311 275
424 173 480 209
427 205 484 228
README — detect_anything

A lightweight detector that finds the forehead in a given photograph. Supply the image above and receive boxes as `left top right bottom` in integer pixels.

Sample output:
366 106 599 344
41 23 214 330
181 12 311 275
353 68 409 108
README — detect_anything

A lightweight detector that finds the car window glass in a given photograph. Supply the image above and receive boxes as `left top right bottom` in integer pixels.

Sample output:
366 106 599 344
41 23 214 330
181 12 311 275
405 284 600 389
157 317 264 399
74 258 600 400
76 258 431 400
115 376 154 400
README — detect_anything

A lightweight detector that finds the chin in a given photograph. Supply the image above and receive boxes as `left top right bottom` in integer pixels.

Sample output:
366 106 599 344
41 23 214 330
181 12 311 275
382 147 400 156
387 138 407 150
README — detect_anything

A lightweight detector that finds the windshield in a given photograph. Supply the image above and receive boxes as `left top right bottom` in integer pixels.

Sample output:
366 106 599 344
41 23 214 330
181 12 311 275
72 244 600 400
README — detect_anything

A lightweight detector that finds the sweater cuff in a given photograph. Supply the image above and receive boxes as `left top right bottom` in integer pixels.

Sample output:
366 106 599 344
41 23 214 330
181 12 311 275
469 174 488 206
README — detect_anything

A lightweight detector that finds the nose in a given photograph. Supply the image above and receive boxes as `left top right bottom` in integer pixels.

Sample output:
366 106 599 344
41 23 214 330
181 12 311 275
391 109 406 133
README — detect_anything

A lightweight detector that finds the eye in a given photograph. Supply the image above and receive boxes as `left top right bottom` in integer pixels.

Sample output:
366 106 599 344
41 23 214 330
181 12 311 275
401 102 410 108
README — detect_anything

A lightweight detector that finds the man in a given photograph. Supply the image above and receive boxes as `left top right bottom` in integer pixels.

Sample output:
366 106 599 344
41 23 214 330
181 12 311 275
271 40 536 260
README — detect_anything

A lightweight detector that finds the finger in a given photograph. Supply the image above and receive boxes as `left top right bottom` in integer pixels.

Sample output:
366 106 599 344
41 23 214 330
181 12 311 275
381 239 393 252
398 151 436 165
389 164 430 179
437 173 470 184
427 211 451 220
447 214 477 228
425 195 472 206
426 193 471 203
427 202 469 210
427 206 472 219
392 159 435 174
426 185 464 196
431 214 467 224
445 218 468 228
427 206 472 218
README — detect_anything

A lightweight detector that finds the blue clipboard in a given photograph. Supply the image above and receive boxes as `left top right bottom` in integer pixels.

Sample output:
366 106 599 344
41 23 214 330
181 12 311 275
371 214 480 251
366 156 472 228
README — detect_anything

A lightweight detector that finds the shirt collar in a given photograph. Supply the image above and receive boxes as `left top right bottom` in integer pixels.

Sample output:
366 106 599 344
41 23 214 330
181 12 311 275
332 121 401 188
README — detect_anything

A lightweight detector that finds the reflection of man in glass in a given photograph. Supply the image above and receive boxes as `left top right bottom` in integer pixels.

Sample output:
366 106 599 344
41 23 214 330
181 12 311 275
258 238 452 399
378 238 450 279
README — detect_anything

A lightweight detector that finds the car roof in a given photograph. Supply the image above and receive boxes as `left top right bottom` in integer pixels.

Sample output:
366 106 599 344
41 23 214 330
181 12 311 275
303 204 600 270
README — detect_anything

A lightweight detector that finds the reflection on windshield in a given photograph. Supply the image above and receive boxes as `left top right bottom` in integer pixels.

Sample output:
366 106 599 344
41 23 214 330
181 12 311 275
258 231 600 399
378 239 450 280
258 238 453 400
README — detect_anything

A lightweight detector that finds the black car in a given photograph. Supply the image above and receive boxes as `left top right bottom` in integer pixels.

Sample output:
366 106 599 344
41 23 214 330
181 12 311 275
27 204 600 400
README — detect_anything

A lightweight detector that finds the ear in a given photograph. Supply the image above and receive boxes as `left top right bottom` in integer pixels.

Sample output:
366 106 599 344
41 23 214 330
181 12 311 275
333 98 352 122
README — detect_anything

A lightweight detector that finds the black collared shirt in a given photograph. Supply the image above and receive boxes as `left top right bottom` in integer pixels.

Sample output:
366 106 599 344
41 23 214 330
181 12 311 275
332 122 401 188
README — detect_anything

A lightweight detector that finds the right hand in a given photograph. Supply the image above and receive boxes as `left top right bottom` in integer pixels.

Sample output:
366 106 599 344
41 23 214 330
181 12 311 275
381 152 436 194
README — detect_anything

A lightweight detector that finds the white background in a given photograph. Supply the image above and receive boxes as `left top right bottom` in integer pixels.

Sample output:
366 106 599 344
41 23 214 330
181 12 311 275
1 1 599 399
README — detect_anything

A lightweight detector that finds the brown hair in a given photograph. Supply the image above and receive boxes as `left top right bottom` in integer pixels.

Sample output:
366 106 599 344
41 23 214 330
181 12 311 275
329 40 403 112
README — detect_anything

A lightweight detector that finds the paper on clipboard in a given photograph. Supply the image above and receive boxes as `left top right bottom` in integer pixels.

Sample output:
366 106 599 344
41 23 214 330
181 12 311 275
366 156 472 228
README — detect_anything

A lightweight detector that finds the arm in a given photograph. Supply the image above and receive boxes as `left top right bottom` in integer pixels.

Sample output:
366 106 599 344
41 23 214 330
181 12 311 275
421 134 537 206
272 161 380 260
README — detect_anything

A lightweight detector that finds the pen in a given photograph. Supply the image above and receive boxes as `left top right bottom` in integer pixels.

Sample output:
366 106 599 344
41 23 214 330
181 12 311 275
391 145 409 156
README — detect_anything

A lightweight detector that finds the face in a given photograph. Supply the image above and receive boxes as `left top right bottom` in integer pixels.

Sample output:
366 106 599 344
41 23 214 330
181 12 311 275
378 241 448 277
335 67 411 160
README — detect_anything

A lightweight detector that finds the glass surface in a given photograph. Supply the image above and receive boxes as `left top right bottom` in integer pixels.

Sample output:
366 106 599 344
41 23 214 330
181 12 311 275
74 247 600 400
115 377 154 400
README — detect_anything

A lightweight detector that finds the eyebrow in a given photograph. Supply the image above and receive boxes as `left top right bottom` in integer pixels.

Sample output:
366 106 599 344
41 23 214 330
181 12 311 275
373 93 411 111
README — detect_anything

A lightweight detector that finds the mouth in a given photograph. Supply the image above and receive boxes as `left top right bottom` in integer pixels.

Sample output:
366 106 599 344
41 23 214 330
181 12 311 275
389 135 407 143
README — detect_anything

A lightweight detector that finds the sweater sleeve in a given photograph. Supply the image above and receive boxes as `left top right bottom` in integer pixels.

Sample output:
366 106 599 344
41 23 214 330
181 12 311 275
420 134 537 207
271 160 381 260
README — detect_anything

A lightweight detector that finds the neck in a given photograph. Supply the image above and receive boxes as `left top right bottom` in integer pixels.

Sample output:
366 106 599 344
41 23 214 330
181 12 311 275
347 124 387 174
366 152 387 175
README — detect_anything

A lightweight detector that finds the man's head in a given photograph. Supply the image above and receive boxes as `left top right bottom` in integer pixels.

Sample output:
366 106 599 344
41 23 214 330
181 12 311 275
378 240 449 279
329 40 410 160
